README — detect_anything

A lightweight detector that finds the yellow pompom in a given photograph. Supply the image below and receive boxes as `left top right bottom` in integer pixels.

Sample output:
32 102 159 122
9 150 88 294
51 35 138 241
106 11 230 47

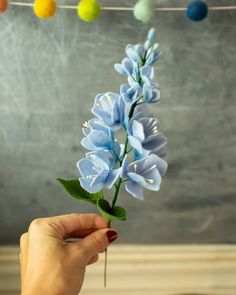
77 0 101 22
34 0 57 19
0 0 8 14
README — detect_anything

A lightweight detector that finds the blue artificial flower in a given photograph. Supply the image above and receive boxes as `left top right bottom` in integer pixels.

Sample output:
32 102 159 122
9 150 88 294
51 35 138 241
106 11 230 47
125 44 143 64
92 92 125 131
114 57 134 76
147 28 157 42
128 116 167 159
81 118 121 156
143 81 160 103
144 30 157 51
77 150 122 193
140 65 154 86
145 48 159 66
122 154 167 200
120 83 141 104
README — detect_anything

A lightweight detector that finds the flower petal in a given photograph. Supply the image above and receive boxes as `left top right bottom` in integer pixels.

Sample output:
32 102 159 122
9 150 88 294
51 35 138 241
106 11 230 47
128 135 143 154
132 120 145 142
114 63 127 75
143 133 167 151
105 167 122 189
125 180 144 200
127 172 146 186
81 130 113 151
142 168 161 191
141 154 168 176
91 169 109 187
86 151 110 171
121 154 129 178
79 177 104 193
81 136 96 150
125 44 142 63
122 57 133 75
77 158 95 179
147 28 157 41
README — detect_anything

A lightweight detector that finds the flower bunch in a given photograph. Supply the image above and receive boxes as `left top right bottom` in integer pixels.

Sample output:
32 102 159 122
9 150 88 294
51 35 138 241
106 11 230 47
58 28 167 222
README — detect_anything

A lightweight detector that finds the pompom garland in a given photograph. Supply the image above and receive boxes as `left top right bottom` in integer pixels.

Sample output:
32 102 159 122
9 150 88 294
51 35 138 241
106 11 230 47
2 0 233 23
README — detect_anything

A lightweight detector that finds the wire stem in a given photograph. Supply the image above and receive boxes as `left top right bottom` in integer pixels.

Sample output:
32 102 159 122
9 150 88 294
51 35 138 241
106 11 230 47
104 220 111 288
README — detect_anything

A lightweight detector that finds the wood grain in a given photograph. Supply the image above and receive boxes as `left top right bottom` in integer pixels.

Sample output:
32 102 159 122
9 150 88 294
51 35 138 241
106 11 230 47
0 245 236 295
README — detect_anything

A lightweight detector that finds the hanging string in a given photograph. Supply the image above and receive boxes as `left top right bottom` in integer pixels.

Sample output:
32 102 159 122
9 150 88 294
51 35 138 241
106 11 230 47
8 2 236 11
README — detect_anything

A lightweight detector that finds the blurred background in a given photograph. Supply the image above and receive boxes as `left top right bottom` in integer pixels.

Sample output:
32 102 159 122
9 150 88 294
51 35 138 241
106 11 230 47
0 0 235 245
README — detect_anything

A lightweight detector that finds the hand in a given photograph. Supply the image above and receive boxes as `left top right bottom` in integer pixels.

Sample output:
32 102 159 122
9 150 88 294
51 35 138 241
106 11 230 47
20 213 118 295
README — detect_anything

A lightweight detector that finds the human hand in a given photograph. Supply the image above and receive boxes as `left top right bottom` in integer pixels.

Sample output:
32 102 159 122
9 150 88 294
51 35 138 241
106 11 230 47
20 213 118 295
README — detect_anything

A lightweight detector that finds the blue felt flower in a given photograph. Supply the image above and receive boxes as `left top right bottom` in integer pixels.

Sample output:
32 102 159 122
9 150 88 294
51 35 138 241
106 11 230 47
143 81 160 103
145 49 159 66
81 119 121 156
92 92 125 131
114 57 134 76
125 44 143 64
120 83 141 104
77 150 122 193
140 65 154 86
128 116 167 159
147 28 157 42
122 154 167 200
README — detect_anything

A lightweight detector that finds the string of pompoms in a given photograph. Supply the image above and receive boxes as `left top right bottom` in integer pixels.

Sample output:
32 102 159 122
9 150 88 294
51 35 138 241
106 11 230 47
0 0 236 22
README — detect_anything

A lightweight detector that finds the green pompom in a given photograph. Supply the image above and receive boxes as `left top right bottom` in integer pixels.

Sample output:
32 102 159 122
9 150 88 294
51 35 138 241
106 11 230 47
133 0 155 23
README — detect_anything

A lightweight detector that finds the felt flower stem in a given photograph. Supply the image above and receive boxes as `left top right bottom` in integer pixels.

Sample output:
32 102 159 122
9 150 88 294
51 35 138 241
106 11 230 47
104 98 140 287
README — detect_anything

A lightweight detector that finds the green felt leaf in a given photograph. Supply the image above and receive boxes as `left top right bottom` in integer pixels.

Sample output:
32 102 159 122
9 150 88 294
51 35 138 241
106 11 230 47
57 178 103 204
96 199 126 221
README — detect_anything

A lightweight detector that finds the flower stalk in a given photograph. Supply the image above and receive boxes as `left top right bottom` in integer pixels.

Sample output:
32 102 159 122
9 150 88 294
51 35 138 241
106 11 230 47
58 27 168 288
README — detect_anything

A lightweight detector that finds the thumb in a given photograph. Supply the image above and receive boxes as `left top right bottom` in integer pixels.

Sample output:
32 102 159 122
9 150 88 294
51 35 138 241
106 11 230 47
75 228 118 265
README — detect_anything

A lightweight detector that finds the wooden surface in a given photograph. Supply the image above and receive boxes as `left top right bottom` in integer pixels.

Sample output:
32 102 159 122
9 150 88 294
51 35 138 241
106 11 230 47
0 245 236 295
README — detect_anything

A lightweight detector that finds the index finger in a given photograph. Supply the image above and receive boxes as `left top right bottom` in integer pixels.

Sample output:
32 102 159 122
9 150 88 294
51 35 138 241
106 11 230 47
30 213 108 240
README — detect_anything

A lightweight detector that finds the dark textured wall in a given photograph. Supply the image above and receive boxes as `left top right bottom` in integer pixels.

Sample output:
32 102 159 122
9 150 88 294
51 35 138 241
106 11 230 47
0 0 235 244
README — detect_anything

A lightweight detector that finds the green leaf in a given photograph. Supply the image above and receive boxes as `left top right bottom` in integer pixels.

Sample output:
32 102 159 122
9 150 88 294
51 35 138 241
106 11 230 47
96 199 126 221
57 178 103 204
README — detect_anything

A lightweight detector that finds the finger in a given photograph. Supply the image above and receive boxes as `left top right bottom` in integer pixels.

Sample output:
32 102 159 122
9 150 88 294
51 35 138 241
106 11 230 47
64 228 101 240
20 232 28 252
71 228 118 266
29 213 108 240
19 232 28 286
87 254 99 265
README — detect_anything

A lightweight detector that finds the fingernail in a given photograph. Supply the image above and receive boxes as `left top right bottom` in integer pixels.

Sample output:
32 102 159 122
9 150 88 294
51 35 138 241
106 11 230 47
106 230 118 243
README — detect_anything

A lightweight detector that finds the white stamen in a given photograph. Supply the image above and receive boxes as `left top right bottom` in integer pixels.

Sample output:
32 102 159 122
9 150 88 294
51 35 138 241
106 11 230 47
83 121 89 128
100 96 107 110
107 94 113 106
146 178 154 184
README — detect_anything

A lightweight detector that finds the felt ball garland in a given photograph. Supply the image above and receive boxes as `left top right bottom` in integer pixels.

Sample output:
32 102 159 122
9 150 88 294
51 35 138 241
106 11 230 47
186 0 208 21
0 0 8 14
1 0 235 23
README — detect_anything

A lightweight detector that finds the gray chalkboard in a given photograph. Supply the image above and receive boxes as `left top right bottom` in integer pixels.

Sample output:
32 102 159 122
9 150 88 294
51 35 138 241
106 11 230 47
0 0 236 244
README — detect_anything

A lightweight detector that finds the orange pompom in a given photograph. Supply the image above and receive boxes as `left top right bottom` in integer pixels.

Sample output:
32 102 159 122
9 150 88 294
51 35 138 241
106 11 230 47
34 0 57 19
0 0 8 14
